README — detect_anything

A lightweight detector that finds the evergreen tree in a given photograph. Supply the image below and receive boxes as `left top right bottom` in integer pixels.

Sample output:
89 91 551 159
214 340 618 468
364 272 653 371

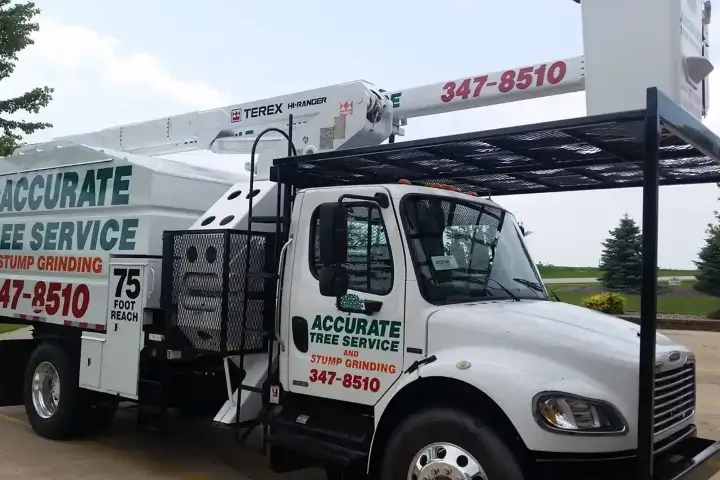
598 213 643 292
0 1 53 156
694 185 720 296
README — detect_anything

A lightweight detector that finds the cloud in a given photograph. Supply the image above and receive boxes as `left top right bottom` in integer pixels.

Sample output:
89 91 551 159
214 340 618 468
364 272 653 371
0 17 248 172
0 18 229 143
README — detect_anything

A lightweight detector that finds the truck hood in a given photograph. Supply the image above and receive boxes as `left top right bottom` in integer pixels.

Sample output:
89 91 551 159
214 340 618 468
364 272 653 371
427 299 680 356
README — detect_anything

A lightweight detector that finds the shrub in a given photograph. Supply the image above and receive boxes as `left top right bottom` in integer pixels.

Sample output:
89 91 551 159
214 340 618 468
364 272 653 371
583 292 625 315
707 308 720 320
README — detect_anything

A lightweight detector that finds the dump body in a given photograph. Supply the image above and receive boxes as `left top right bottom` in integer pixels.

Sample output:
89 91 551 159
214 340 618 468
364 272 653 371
0 145 241 330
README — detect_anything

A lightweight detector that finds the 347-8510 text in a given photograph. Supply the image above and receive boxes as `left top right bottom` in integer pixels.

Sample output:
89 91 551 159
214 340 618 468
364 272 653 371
0 278 89 318
309 368 381 393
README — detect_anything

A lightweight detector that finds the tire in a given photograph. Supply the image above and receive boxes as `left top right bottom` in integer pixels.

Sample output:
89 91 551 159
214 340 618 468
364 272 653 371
381 408 525 480
23 341 83 440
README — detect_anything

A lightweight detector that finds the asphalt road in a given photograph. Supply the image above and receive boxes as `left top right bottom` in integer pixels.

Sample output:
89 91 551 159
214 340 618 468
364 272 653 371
0 330 719 479
544 276 696 284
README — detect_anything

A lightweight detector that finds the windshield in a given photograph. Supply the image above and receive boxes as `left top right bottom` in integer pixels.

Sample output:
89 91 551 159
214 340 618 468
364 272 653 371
400 195 548 304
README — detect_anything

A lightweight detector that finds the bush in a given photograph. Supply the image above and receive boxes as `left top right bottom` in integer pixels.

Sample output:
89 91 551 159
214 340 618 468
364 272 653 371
583 292 625 314
708 308 720 320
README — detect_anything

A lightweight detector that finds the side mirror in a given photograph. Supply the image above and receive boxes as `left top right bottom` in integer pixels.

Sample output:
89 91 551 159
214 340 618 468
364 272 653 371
318 203 349 298
318 204 347 265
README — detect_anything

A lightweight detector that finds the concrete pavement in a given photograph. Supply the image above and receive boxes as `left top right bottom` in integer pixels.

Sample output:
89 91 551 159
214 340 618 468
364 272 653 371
0 330 719 478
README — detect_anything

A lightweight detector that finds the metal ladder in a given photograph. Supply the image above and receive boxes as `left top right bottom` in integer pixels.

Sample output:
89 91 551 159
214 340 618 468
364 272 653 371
232 116 297 451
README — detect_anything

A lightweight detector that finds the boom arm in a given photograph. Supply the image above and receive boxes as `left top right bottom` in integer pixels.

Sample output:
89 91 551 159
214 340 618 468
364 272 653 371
388 56 585 120
17 58 586 159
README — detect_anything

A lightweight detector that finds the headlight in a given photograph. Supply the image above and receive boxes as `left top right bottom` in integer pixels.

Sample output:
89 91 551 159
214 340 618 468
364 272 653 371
533 392 628 435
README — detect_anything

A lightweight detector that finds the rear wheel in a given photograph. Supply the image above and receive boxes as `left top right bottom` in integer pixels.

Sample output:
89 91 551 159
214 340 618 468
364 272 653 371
381 408 525 480
24 342 83 439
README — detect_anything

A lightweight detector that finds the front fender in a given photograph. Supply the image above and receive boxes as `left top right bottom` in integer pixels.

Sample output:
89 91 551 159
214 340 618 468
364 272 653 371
416 346 638 453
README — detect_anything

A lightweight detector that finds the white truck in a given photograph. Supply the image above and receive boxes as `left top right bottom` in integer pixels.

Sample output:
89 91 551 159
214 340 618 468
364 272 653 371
1 0 719 478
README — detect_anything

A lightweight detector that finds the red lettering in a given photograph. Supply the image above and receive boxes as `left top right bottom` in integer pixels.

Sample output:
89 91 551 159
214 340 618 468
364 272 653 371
440 61 568 102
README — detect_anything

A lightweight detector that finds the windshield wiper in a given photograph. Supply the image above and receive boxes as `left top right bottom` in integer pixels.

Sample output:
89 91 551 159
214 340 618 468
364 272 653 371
485 278 520 302
512 277 558 301
512 277 544 292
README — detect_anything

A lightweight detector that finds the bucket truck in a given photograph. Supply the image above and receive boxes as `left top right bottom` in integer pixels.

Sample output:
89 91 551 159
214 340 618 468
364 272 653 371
0 0 719 478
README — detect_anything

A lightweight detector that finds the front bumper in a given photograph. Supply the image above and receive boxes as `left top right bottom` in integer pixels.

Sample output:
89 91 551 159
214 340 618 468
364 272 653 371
530 425 720 479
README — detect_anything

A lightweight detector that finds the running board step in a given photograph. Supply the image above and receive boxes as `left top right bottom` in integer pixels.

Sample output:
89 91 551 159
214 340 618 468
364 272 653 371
268 401 373 467
267 431 367 466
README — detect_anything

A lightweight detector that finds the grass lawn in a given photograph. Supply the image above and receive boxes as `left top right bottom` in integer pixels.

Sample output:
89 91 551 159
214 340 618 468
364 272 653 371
0 324 24 334
538 265 697 279
548 281 720 316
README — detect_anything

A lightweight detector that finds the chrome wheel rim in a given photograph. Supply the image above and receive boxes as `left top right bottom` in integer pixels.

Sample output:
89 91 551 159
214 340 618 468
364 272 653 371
407 442 488 480
31 361 60 419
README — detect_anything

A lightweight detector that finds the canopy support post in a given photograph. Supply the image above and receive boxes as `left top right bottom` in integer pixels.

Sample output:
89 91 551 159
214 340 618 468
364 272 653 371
637 87 661 479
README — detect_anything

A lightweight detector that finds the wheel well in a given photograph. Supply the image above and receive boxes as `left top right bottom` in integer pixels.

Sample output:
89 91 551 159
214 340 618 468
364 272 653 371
369 376 528 473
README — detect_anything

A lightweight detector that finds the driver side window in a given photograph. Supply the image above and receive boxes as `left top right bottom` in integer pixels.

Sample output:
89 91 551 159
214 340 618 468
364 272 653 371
310 203 393 296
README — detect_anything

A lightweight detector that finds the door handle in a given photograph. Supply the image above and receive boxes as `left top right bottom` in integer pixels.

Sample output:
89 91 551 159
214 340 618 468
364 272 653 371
364 300 383 315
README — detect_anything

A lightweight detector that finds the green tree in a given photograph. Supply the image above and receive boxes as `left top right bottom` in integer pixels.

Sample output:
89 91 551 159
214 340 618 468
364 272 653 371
694 185 720 296
0 1 53 157
598 213 643 293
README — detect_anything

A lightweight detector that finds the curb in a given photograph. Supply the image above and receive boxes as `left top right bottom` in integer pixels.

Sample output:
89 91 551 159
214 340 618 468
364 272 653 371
619 316 720 332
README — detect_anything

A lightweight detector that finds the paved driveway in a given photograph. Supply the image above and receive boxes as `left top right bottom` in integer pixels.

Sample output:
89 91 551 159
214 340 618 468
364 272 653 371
1 330 720 479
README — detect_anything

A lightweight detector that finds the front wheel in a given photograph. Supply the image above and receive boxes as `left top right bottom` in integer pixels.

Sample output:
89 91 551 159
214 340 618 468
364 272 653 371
381 408 525 480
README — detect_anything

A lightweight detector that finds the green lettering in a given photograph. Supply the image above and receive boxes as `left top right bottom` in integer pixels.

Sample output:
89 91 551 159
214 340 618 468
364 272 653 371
77 169 97 207
29 223 43 250
111 165 132 205
323 315 334 331
44 174 61 210
355 318 368 336
0 179 13 212
28 175 43 210
13 177 28 211
76 221 93 250
389 321 401 339
334 316 344 333
311 315 322 331
377 319 390 337
99 219 119 250
0 224 12 249
118 218 139 250
58 222 74 250
11 224 24 250
96 168 113 206
60 171 79 208
44 222 59 250
390 340 399 352
391 92 402 108
367 320 379 337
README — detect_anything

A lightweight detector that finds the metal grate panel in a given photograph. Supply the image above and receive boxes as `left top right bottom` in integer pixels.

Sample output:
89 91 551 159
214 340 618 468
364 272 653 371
161 229 276 355
654 363 695 437
272 106 720 195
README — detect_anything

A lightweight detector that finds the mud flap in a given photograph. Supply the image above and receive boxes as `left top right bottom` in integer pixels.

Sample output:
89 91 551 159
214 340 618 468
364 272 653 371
0 339 38 407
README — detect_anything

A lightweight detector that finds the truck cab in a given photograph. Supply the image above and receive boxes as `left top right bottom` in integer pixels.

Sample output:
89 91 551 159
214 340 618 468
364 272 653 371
261 182 696 478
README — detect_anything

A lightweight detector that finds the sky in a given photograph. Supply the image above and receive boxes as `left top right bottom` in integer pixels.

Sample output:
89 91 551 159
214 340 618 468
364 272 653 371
1 0 718 269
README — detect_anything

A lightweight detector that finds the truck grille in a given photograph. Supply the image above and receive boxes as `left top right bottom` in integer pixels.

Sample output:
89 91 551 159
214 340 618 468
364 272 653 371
654 363 695 436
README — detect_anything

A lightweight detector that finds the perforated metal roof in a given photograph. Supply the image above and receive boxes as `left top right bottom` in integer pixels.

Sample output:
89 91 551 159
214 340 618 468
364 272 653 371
272 94 720 195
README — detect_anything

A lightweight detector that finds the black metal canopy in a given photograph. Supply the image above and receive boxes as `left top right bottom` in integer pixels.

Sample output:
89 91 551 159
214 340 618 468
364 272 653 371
271 88 720 480
272 91 720 196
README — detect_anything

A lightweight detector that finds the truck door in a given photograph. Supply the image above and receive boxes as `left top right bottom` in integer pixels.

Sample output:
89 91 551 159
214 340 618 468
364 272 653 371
285 186 406 405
